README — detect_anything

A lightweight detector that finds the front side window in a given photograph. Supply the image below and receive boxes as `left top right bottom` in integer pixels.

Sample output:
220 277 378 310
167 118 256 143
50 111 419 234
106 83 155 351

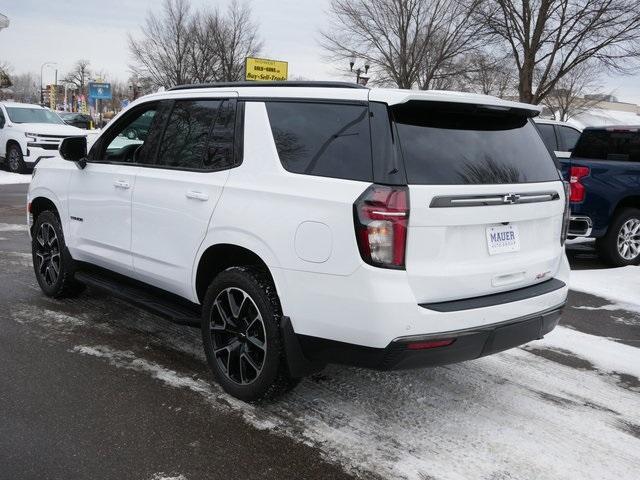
6 107 64 125
156 99 223 169
393 101 560 185
265 102 372 182
99 103 163 163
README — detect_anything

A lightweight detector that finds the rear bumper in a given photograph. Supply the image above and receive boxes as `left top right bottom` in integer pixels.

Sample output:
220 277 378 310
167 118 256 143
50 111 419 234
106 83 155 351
297 304 564 370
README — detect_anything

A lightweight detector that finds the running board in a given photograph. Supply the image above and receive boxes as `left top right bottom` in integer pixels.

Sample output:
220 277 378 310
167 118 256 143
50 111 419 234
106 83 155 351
74 269 202 328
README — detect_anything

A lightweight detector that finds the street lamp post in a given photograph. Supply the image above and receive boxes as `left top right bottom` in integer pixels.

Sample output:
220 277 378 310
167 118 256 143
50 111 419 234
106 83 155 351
349 57 370 86
40 62 57 106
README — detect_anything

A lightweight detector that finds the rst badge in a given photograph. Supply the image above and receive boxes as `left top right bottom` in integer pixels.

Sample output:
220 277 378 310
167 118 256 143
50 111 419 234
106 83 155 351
486 224 520 255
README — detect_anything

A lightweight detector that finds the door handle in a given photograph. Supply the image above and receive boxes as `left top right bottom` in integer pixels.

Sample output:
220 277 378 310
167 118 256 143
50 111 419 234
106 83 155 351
186 190 209 201
114 180 130 189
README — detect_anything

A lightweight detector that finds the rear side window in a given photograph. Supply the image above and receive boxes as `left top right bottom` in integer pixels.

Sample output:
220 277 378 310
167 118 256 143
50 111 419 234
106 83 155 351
156 99 221 169
572 129 640 162
536 123 558 151
265 102 372 181
393 101 560 185
558 126 580 152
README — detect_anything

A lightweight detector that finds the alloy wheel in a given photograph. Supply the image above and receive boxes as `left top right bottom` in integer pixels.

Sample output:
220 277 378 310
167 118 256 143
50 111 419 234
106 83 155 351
209 287 267 385
34 222 61 287
617 218 640 260
8 148 20 172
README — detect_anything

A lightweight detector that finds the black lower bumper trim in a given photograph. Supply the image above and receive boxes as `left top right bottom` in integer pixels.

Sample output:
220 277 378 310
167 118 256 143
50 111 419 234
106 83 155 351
420 278 566 312
297 305 564 371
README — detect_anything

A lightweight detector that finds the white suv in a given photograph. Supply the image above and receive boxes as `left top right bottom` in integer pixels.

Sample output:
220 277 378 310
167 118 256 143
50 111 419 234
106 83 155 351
0 102 86 173
27 82 570 401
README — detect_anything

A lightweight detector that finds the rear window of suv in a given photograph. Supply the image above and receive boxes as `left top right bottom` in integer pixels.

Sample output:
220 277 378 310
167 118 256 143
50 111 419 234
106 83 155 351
572 128 640 162
392 101 560 185
265 101 372 181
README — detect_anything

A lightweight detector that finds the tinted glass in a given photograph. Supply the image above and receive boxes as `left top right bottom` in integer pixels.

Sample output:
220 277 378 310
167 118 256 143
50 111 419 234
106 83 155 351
157 100 221 169
205 99 236 170
6 107 64 124
266 102 372 182
393 102 559 185
572 129 640 162
558 126 581 152
103 105 160 163
0 109 5 127
536 123 558 151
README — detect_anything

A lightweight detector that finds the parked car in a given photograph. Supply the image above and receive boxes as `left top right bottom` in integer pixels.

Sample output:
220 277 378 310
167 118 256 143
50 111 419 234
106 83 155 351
534 118 582 159
28 82 570 401
0 102 86 173
559 125 640 266
58 111 94 130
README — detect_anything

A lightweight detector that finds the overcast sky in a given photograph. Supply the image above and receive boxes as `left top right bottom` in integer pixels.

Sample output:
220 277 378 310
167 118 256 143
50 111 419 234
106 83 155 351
1 0 639 104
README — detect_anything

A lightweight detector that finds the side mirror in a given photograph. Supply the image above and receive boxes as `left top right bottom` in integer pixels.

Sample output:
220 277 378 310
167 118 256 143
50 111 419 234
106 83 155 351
59 136 87 168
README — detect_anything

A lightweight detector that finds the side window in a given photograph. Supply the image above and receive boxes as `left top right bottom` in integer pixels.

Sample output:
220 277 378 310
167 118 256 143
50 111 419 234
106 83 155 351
0 109 5 128
265 102 372 182
559 126 581 152
156 100 221 169
97 103 163 163
536 123 558 152
205 99 237 170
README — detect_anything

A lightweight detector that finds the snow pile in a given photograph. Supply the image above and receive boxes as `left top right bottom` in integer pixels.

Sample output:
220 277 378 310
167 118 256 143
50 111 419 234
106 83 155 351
0 171 31 185
571 266 640 311
568 108 640 129
72 327 640 480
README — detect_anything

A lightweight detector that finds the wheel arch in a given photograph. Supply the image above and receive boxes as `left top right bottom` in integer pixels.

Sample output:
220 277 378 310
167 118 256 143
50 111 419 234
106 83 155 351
612 196 640 216
194 243 283 305
29 193 64 236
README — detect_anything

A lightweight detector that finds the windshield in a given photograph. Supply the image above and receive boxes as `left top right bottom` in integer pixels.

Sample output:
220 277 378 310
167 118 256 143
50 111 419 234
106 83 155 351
393 101 560 185
5 107 65 125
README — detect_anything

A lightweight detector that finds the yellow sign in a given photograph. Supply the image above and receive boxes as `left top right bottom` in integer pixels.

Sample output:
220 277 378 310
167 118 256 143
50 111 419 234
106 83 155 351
245 57 288 82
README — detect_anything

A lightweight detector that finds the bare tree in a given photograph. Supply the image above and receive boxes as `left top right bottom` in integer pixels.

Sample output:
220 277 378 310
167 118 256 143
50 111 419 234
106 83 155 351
540 62 604 121
478 0 640 104
321 0 485 89
129 0 262 87
8 72 39 103
62 59 91 95
466 53 516 97
128 0 193 88
211 0 263 82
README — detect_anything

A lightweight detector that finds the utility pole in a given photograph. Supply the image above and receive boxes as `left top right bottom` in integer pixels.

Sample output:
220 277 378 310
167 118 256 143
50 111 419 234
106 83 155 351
40 61 56 106
349 57 370 86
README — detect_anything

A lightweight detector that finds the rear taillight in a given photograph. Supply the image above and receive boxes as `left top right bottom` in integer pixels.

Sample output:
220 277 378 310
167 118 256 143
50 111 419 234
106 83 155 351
354 184 409 269
561 181 570 245
569 166 589 202
406 339 455 350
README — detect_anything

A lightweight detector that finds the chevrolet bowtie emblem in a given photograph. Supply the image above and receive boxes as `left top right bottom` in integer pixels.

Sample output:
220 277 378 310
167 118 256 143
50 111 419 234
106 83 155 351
503 193 521 204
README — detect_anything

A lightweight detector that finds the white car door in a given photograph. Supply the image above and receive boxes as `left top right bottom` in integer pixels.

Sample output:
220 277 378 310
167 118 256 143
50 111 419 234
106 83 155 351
66 102 164 275
131 96 238 299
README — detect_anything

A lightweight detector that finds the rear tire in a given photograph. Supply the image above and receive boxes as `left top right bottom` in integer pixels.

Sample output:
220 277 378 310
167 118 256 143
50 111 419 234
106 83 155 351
7 143 27 174
201 266 299 402
596 208 640 267
32 211 85 298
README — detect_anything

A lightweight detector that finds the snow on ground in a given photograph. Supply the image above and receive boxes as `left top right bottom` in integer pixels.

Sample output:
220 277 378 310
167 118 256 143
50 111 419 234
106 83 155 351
71 324 640 480
0 171 31 185
571 266 640 312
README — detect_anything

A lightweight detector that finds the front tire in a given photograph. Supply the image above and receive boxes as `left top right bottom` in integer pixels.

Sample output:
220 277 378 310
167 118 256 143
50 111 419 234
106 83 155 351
7 143 27 174
596 208 640 267
32 211 84 298
201 267 298 402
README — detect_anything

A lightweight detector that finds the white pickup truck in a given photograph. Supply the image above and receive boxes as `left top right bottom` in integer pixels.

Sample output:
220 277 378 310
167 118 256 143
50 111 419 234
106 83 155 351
0 102 86 173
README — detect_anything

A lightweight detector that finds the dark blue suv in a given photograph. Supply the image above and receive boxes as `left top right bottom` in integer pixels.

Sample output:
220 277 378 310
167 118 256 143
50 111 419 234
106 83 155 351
558 126 640 266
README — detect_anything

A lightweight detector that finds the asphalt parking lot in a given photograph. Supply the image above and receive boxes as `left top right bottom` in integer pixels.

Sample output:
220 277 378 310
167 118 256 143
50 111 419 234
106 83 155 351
1 182 639 480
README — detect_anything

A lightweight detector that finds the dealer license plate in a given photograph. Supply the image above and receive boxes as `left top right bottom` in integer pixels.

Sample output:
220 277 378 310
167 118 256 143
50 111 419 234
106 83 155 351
486 224 520 255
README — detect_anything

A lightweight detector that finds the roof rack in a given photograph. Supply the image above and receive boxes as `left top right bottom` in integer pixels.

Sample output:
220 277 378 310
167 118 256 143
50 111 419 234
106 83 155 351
168 81 369 91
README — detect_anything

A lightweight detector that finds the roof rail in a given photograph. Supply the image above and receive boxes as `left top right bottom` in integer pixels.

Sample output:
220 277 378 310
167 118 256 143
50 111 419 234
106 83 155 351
168 81 369 91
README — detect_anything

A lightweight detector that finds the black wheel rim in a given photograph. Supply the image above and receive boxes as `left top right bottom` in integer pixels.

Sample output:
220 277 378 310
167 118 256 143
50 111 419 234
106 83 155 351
209 287 267 385
34 222 61 287
8 148 20 171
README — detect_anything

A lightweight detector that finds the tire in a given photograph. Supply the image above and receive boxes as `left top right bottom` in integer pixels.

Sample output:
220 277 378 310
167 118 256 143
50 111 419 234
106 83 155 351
201 266 299 402
6 143 27 174
32 211 85 298
596 208 640 267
